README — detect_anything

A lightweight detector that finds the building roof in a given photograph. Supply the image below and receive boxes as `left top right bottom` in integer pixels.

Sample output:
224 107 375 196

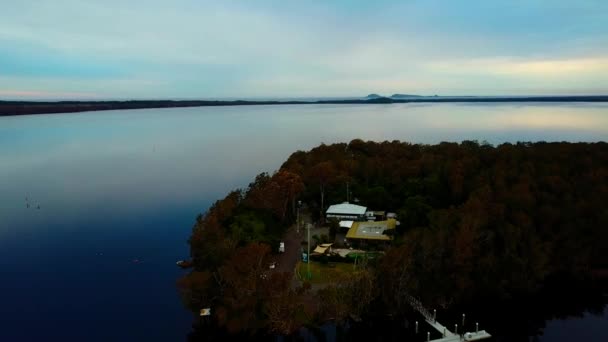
326 202 367 216
313 243 333 254
339 220 354 229
313 246 326 253
346 219 397 241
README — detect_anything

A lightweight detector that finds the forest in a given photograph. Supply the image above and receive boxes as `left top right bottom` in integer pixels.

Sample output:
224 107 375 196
179 140 608 338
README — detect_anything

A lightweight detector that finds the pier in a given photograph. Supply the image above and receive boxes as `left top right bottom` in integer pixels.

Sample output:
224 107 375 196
406 294 492 341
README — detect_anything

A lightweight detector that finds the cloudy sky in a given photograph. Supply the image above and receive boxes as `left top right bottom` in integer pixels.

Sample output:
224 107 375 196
1 0 607 99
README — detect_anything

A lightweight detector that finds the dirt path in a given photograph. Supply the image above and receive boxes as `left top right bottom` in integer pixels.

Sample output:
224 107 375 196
275 224 302 273
272 211 310 278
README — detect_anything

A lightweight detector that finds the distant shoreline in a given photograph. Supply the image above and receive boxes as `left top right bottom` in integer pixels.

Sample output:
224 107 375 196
1 95 607 116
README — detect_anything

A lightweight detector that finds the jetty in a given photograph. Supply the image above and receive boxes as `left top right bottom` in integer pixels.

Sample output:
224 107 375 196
406 294 492 341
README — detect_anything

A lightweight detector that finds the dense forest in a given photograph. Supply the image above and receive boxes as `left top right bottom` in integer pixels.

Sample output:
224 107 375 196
179 140 608 338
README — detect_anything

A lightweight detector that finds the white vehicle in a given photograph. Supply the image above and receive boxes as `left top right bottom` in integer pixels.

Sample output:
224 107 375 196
269 262 277 269
279 242 285 253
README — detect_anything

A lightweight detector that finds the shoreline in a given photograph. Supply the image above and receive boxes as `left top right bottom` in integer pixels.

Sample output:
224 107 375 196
2 95 608 116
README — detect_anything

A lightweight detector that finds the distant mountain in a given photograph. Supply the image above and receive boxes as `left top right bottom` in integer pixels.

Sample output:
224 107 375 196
390 94 424 99
364 97 394 103
366 93 426 99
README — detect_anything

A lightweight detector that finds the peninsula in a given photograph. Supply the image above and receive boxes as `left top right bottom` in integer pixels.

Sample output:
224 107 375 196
179 139 608 339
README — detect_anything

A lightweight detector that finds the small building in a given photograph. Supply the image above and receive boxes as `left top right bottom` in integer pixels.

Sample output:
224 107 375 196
345 219 397 248
339 220 354 230
313 243 333 255
326 202 367 220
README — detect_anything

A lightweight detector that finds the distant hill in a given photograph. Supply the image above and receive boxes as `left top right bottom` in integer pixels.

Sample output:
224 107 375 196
366 93 425 99
390 93 424 99
364 97 393 103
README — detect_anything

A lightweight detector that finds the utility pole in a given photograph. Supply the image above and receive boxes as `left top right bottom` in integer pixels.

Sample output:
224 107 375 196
307 223 311 279
296 200 301 234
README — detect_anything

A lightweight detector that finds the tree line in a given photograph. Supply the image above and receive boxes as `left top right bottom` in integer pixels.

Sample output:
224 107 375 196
3 96 607 116
180 139 608 338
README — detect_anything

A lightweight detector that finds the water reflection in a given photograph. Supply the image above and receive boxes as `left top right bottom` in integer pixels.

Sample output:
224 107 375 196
0 103 606 341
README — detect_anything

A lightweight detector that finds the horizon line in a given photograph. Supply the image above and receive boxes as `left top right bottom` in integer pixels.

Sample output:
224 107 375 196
2 94 608 102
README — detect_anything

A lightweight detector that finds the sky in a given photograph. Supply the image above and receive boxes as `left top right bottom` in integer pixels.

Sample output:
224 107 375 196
0 0 607 99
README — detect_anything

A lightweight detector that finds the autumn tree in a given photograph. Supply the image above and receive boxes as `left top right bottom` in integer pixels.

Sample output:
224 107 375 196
183 139 608 335
377 243 417 315
309 161 337 218
263 273 313 335
216 242 271 334
317 269 375 322
244 170 304 222
272 169 305 220
177 271 215 313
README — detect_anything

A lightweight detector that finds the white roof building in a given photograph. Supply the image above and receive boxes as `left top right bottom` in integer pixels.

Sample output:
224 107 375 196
326 202 367 220
339 220 354 229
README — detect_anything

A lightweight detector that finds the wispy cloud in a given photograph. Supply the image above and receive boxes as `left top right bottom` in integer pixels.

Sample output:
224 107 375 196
427 57 608 76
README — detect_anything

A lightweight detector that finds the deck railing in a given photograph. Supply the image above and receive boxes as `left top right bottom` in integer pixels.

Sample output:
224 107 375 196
405 293 434 322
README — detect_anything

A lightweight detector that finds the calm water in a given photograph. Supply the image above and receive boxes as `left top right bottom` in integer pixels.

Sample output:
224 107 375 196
1 103 607 341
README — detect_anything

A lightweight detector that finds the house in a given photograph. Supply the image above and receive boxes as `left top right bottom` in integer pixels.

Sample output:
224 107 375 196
345 219 397 247
339 220 354 230
326 202 367 220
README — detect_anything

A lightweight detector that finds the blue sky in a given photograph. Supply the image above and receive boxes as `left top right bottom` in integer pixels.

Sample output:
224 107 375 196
0 0 607 99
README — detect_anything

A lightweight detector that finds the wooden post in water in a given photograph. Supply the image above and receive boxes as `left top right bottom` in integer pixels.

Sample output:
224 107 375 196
427 332 430 342
433 309 436 321
415 321 418 334
476 322 479 333
455 324 458 334
462 313 466 327
443 327 446 337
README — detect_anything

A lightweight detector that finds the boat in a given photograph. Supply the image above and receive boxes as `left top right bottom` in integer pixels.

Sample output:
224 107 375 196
176 260 193 269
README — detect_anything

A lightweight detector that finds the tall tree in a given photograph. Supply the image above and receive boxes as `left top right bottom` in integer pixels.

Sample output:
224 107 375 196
309 161 337 218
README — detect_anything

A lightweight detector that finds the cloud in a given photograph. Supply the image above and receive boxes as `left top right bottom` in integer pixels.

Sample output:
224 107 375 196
427 57 608 77
0 0 607 98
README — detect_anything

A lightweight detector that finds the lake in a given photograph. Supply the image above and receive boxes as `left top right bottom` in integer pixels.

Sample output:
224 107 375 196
1 102 607 341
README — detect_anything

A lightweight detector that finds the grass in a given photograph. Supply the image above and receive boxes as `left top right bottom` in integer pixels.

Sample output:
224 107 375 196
296 260 358 284
346 251 383 260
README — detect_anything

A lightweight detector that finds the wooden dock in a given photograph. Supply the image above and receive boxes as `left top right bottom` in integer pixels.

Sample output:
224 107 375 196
406 294 492 341
424 330 492 342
